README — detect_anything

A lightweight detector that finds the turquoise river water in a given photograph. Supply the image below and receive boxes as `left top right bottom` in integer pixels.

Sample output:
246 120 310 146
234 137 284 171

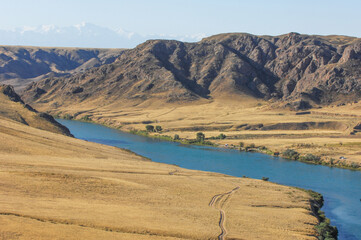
58 119 361 240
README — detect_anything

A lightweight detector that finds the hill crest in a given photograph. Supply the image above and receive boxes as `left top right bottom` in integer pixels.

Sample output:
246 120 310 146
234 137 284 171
20 32 361 110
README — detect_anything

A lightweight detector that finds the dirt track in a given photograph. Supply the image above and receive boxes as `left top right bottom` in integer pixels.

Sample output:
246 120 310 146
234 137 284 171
209 187 240 240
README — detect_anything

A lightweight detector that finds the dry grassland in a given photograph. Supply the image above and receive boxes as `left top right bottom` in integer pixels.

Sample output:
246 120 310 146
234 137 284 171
0 116 319 239
46 97 361 166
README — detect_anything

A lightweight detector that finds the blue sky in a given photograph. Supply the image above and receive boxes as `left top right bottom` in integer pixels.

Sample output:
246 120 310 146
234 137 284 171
1 0 360 37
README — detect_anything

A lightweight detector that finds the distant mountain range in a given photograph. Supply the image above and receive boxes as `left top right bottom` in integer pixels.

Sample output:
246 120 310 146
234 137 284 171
21 32 361 111
0 45 124 90
0 22 206 48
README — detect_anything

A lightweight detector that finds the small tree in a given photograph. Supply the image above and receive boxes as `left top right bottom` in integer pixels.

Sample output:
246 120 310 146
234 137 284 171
247 143 256 148
145 125 154 132
155 125 162 132
196 132 205 142
174 134 180 140
239 142 244 148
218 133 226 139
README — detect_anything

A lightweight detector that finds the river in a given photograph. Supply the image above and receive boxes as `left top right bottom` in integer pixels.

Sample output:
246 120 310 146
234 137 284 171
58 119 361 240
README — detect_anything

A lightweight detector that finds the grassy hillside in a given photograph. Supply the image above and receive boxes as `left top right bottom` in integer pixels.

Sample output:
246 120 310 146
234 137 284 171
0 94 321 239
0 84 72 136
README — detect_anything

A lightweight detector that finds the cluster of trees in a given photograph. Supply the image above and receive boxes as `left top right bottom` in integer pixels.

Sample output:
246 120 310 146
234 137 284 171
282 149 323 164
209 133 226 140
239 142 257 151
194 132 214 146
145 125 162 132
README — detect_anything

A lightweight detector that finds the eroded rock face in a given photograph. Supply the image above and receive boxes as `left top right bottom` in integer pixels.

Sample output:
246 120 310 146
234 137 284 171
0 84 73 136
21 33 361 108
1 84 23 103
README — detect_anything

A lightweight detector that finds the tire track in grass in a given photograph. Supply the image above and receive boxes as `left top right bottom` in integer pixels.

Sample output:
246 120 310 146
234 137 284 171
209 186 240 240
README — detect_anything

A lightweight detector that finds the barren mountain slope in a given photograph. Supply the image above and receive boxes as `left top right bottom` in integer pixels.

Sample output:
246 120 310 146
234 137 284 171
22 33 361 110
0 46 124 91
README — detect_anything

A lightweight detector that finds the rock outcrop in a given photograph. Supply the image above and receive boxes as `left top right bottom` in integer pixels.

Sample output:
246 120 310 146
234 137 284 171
0 84 73 136
21 33 361 109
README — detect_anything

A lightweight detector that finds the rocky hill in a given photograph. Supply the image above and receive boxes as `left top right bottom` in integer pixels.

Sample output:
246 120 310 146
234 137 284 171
21 33 361 110
0 84 72 136
0 46 124 91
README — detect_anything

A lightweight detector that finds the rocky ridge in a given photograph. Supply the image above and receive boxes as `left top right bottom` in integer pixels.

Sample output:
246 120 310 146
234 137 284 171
0 84 72 136
21 32 361 109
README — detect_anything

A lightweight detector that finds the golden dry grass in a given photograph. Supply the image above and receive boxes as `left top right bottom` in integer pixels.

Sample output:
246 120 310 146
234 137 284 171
0 112 319 239
42 97 361 166
0 89 67 135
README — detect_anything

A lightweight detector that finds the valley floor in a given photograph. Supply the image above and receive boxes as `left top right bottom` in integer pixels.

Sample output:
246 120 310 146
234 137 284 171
51 98 361 169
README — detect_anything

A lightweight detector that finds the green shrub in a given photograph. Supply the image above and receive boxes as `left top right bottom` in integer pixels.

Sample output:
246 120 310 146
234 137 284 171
155 125 162 132
53 112 62 118
155 135 173 141
300 153 321 163
315 221 338 240
145 125 155 132
130 129 149 136
258 145 267 151
262 177 269 181
196 132 205 142
282 149 300 160
80 115 92 121
174 134 180 140
63 114 73 120
218 133 226 139
247 143 256 148
209 133 227 140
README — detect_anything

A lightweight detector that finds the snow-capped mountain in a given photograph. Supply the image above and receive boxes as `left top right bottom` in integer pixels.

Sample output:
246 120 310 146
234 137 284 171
0 23 206 48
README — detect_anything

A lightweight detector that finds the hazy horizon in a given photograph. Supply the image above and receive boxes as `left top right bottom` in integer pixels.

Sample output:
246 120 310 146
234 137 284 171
1 0 360 48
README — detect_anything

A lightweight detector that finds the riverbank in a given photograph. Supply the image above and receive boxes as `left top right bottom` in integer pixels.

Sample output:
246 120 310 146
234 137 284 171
301 189 338 240
0 116 327 239
59 114 361 172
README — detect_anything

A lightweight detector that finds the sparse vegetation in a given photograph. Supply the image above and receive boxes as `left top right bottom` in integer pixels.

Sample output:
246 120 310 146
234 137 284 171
258 145 267 151
296 189 338 240
196 132 205 143
80 115 92 122
282 149 300 160
53 112 62 118
244 143 256 152
315 220 338 240
153 135 173 141
210 133 226 140
247 143 256 148
63 113 74 120
146 125 155 132
300 154 321 163
130 129 149 136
